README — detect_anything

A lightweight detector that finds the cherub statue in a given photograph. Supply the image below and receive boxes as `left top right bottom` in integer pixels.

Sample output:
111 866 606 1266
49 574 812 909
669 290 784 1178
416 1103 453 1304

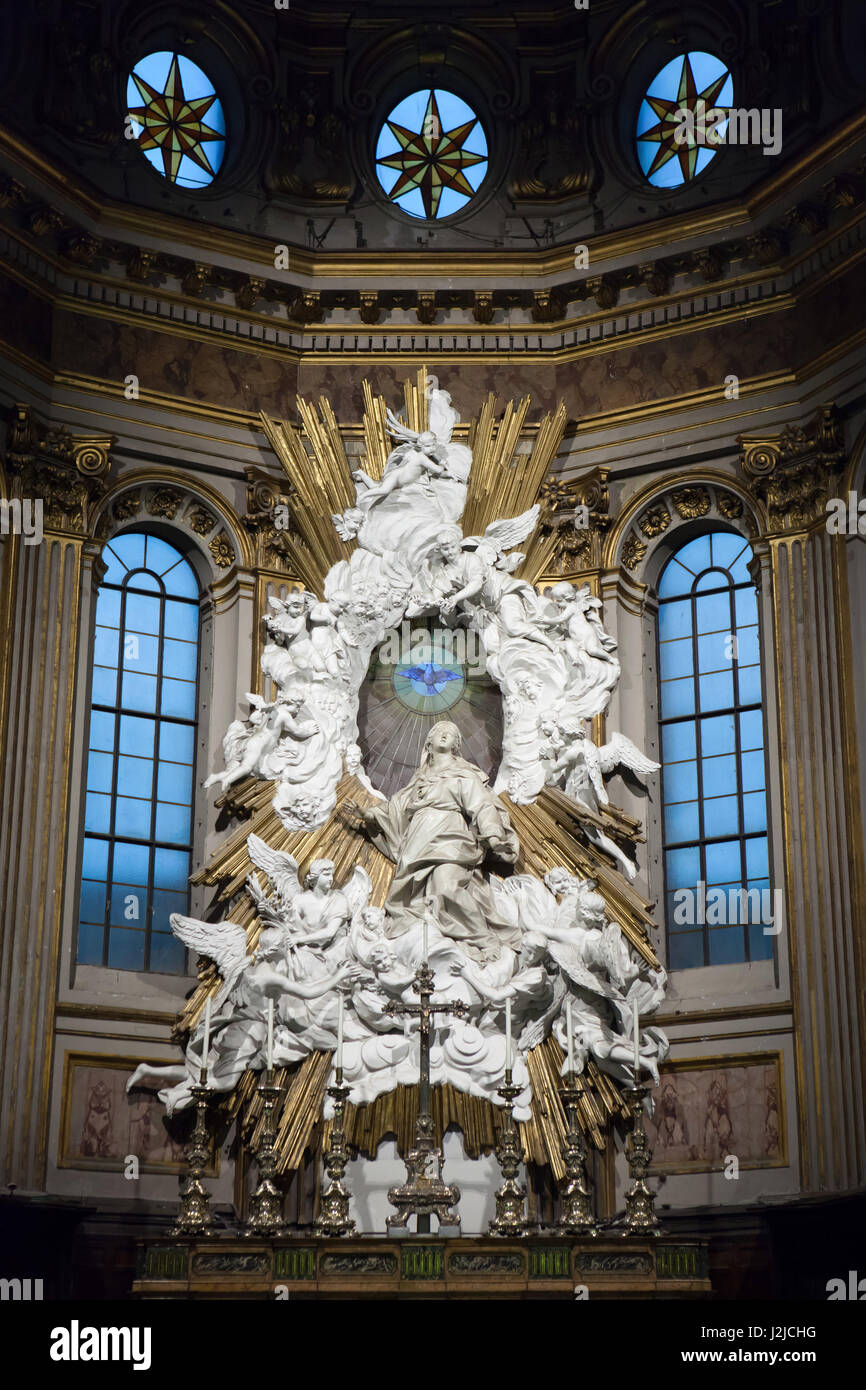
262 591 347 685
204 692 318 793
332 432 451 542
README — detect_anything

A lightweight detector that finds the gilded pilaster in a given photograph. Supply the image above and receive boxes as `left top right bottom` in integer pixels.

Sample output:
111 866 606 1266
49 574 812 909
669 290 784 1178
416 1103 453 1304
739 405 866 1191
0 406 112 1188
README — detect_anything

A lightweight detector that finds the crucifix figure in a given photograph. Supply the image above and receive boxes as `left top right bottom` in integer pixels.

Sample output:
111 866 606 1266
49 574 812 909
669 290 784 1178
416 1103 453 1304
384 920 468 1234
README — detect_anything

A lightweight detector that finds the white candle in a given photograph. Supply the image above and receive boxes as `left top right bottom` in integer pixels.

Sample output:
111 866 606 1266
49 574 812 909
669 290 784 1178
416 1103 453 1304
505 997 512 1072
336 993 344 1072
566 998 574 1075
632 997 640 1079
267 997 274 1071
201 996 211 1084
422 916 429 963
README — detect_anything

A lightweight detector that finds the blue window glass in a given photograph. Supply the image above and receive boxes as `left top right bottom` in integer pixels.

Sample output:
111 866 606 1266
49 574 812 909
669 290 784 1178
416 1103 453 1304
636 51 733 189
658 530 771 969
77 532 199 973
126 52 226 190
375 89 488 220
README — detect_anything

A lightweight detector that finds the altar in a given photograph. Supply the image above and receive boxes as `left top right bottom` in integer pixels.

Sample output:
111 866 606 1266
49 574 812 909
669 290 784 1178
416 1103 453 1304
133 1236 711 1301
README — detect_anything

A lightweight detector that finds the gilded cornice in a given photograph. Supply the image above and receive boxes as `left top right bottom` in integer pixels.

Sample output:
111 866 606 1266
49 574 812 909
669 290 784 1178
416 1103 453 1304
738 404 847 535
1 108 865 282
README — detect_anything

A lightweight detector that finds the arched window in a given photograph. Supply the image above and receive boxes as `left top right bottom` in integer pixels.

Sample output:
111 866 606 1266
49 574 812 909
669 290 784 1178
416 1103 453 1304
77 533 200 974
657 530 770 969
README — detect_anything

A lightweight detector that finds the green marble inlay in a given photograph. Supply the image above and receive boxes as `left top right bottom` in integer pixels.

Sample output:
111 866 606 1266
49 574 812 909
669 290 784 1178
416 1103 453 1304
274 1247 316 1280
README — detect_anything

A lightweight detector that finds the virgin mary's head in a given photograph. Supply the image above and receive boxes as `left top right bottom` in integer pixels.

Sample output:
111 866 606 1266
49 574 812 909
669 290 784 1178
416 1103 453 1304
422 722 462 759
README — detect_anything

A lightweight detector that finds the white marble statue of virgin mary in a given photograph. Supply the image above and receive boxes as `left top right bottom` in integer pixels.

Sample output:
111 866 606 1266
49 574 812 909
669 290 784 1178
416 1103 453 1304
352 721 520 963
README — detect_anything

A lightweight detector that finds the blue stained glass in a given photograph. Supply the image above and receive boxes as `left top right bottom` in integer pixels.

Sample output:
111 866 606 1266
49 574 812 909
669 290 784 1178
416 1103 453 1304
666 845 701 887
77 922 104 965
127 52 226 190
709 924 746 965
743 790 767 833
112 841 150 885
123 633 159 674
705 840 741 883
114 796 152 839
96 589 121 627
695 569 729 592
154 848 189 890
735 588 758 626
695 591 731 634
710 533 746 567
664 760 698 802
87 751 114 793
741 750 766 792
673 536 712 574
85 792 111 834
150 932 186 974
636 52 733 189
739 710 763 751
657 561 694 599
121 671 158 713
698 671 733 711
126 570 161 593
728 548 752 583
79 532 198 973
157 761 192 804
119 715 156 758
159 723 195 764
697 632 729 674
152 889 189 929
661 677 695 719
700 713 736 756
701 753 738 792
662 722 696 762
113 534 146 569
161 678 196 719
80 879 107 922
155 801 191 844
746 839 769 878
658 599 692 640
659 637 693 679
376 88 488 220
163 638 197 680
749 921 774 962
111 883 145 926
736 626 760 666
165 600 199 642
82 838 109 880
665 800 700 843
91 666 118 705
117 754 153 793
669 931 705 970
125 594 161 636
703 795 740 838
108 928 145 971
737 665 762 704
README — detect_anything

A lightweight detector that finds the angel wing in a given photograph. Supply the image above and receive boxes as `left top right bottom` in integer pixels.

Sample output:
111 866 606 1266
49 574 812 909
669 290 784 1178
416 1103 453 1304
480 503 540 552
385 408 418 444
343 865 373 919
545 937 617 1001
246 834 301 908
428 388 459 444
597 730 660 782
169 914 250 1010
518 973 566 1051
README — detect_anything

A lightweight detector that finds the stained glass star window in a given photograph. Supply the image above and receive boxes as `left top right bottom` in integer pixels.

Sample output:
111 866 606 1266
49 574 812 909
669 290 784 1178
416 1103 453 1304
126 51 226 189
375 89 488 219
636 51 733 189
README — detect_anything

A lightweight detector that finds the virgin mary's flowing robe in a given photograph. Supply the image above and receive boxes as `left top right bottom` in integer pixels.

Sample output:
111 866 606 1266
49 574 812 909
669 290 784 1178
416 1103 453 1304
365 761 521 962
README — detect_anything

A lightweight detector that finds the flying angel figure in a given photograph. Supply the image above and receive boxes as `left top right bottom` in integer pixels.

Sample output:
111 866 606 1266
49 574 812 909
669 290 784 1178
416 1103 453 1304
462 503 540 573
246 831 372 952
246 833 300 915
545 727 660 880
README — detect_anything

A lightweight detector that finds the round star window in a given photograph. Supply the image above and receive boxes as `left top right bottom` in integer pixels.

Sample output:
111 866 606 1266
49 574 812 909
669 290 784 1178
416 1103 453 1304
636 51 733 188
126 51 226 189
375 88 488 219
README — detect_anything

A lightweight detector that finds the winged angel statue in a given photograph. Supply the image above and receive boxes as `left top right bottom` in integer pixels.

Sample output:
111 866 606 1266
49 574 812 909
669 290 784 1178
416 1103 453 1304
135 381 668 1122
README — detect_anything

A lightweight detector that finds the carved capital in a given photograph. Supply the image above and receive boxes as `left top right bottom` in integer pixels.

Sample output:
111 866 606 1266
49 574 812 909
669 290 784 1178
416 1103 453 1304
539 467 611 572
243 467 295 571
739 404 845 531
4 404 113 533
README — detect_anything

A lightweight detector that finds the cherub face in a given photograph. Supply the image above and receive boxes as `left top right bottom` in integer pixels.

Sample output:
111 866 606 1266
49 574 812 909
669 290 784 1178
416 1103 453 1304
417 430 437 449
545 867 572 897
362 907 385 930
438 536 461 562
286 594 307 616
